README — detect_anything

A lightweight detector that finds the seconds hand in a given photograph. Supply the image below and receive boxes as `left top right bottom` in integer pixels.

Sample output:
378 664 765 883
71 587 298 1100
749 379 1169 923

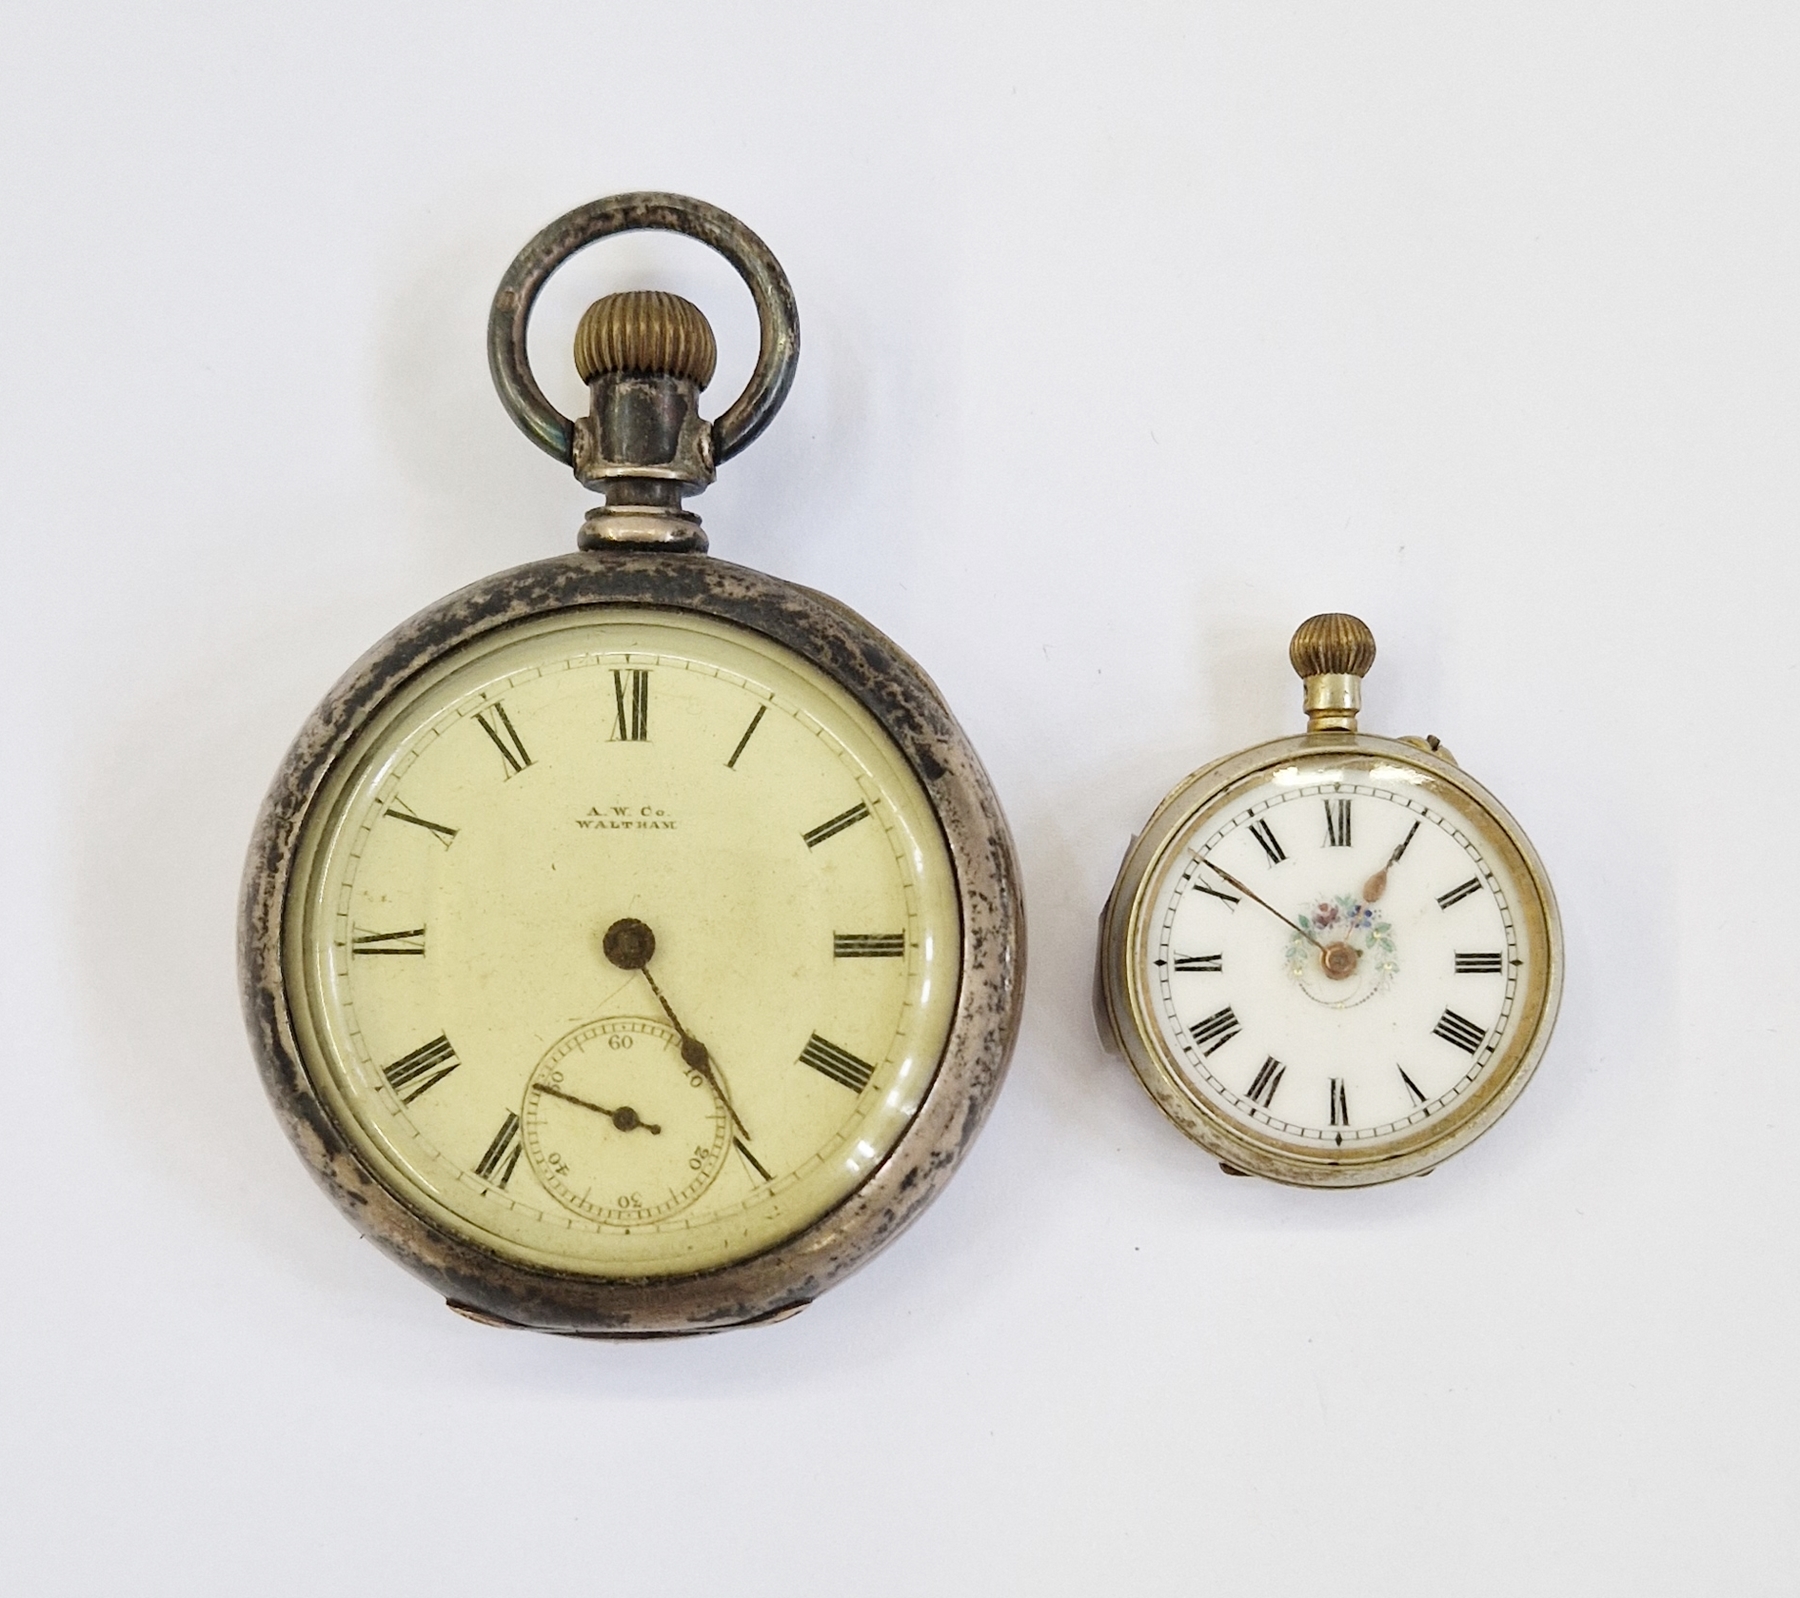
532 1082 662 1134
602 917 753 1139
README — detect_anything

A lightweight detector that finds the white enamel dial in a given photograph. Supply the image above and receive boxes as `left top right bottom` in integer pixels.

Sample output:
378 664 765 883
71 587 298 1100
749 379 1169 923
1149 770 1521 1146
1114 744 1559 1181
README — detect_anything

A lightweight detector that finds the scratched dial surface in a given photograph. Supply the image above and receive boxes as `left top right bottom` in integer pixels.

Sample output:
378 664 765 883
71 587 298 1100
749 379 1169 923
1135 758 1535 1155
286 609 961 1276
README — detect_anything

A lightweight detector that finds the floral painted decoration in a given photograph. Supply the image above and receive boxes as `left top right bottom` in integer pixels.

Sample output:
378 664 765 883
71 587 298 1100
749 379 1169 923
1285 894 1399 997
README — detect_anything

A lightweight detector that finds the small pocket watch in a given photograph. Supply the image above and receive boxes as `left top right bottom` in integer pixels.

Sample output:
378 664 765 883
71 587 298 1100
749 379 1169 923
239 194 1024 1335
1096 614 1561 1186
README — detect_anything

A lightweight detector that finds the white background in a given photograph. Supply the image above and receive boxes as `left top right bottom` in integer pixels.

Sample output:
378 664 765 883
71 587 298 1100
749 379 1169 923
4 4 1796 1593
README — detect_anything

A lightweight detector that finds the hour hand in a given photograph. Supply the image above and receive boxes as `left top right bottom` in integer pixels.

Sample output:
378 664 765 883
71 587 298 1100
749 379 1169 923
1362 819 1421 904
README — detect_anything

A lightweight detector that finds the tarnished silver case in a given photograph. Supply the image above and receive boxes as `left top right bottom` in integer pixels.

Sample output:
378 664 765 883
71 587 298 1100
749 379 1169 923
240 550 1026 1335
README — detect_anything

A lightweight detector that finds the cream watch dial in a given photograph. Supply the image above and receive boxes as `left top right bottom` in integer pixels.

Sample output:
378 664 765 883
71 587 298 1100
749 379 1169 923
286 608 962 1277
1131 757 1540 1160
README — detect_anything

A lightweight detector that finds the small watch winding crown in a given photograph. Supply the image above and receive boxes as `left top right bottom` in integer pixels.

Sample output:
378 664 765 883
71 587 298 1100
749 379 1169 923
570 291 720 550
574 291 718 388
1290 613 1376 733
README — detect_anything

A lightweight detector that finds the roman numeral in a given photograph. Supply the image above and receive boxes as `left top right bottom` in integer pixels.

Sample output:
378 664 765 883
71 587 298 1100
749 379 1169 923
1398 1065 1427 1106
473 1112 523 1188
1455 951 1504 973
1392 819 1420 861
803 801 871 849
1247 1055 1284 1108
1173 954 1223 972
799 1033 876 1092
384 798 457 846
834 933 905 958
1192 877 1240 907
735 1136 773 1183
1328 1078 1349 1126
1188 1006 1241 1056
1324 797 1352 847
1437 877 1482 910
610 669 649 741
383 1034 460 1103
1433 1008 1487 1055
474 701 532 775
1248 817 1286 865
726 705 767 769
350 926 426 957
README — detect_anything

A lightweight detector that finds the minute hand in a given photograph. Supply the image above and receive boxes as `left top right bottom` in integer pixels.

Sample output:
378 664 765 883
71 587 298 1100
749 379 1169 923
637 964 753 1140
1200 859 1327 952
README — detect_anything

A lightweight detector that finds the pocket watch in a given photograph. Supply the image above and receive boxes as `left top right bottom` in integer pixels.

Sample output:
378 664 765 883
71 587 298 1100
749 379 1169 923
1096 614 1560 1186
239 193 1024 1335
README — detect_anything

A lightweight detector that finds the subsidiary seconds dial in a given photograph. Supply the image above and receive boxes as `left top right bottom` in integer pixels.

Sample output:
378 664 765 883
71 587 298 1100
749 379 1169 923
522 1018 731 1226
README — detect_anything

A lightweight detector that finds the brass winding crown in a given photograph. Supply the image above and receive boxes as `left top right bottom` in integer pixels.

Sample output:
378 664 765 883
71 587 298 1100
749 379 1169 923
1289 613 1377 680
574 291 718 388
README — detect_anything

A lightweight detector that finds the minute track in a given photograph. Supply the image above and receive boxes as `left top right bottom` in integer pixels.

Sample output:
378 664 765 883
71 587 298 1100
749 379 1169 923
1147 775 1527 1149
309 611 972 1284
